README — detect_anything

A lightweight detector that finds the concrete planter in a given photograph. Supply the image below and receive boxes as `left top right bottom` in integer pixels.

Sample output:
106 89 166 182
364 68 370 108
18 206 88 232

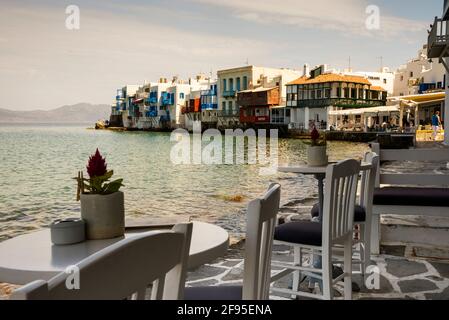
307 146 328 167
80 191 125 240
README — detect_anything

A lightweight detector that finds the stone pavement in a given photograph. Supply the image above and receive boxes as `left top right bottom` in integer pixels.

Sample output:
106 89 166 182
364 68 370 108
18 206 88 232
186 242 449 300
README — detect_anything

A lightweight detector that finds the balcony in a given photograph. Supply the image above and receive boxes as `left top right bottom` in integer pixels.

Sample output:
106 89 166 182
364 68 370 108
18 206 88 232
240 115 270 124
237 88 280 107
428 17 449 59
296 98 385 109
201 103 218 110
222 90 236 98
160 92 173 106
219 109 239 117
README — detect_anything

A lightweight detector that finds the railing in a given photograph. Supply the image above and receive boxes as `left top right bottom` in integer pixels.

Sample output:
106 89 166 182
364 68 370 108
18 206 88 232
222 90 236 98
201 103 218 110
428 17 449 58
296 98 385 109
219 109 239 117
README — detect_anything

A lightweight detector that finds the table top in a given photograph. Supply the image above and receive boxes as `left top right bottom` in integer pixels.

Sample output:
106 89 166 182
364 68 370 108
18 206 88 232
278 162 372 174
0 221 229 285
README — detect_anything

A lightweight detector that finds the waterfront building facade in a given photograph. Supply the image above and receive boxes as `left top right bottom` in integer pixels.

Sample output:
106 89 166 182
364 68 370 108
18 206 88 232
217 66 302 128
200 83 218 128
346 68 395 96
394 45 446 97
287 65 387 130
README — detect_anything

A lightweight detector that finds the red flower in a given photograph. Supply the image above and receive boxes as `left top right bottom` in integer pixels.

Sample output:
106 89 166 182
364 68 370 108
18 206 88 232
311 127 320 141
86 149 107 178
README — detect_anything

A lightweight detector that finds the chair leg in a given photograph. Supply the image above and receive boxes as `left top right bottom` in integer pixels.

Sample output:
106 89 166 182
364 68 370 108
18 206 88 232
291 247 302 298
343 235 353 300
322 248 333 300
370 214 380 255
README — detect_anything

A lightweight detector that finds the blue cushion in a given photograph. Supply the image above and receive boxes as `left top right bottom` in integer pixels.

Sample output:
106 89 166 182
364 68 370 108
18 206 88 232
184 285 242 300
274 221 322 246
311 203 366 222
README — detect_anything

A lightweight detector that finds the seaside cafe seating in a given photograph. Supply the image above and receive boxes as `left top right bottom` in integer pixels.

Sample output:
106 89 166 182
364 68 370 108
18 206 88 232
271 159 361 300
184 183 281 300
310 152 380 276
10 223 193 300
370 143 449 255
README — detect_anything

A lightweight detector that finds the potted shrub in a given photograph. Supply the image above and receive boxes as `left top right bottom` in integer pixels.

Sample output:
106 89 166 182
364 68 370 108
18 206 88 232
75 149 125 240
307 127 328 167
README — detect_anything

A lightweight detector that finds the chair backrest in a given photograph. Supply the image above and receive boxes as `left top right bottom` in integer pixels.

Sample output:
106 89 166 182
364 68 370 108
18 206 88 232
322 159 361 247
359 152 380 209
243 183 281 300
11 223 193 300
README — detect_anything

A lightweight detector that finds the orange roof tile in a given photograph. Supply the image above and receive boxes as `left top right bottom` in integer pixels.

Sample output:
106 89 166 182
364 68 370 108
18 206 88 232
370 86 387 91
287 73 372 86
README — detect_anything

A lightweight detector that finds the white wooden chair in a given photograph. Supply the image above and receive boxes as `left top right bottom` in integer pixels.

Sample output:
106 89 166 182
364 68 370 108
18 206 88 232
11 223 193 300
184 183 281 300
312 152 379 275
271 160 361 300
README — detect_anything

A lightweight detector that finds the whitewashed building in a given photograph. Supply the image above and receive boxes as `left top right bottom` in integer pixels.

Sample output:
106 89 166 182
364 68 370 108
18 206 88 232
394 45 446 97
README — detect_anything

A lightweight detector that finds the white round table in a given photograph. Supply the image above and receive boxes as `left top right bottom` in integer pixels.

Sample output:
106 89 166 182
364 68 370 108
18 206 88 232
0 221 229 285
278 162 372 220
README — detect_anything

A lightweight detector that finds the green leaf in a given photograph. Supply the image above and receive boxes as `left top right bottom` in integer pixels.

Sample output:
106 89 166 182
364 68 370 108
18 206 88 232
104 179 123 194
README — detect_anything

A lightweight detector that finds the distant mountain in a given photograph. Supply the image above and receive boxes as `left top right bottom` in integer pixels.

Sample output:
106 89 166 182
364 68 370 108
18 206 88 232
0 103 111 123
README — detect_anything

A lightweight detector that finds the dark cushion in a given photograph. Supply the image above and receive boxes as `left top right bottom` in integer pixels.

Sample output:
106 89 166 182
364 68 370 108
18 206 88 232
274 221 322 246
373 187 449 207
184 285 242 300
311 203 366 222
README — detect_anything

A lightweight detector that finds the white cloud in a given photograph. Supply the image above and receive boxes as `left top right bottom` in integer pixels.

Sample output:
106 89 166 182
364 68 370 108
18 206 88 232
193 0 427 38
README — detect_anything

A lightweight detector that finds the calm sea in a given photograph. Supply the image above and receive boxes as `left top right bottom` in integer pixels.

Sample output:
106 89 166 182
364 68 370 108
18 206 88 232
0 124 369 241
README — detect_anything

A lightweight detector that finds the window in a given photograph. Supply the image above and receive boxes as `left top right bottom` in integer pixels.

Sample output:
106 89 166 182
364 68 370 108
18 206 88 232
243 76 248 90
317 90 322 99
223 79 227 92
180 93 184 99
222 102 226 110
337 87 341 98
145 88 150 93
410 72 414 77
236 77 241 91
229 78 234 91
325 89 331 98
383 79 387 84
400 75 404 81
351 88 356 98
286 109 291 117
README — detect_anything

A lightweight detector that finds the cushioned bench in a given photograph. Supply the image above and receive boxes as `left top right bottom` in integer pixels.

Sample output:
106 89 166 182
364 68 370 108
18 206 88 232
370 143 449 255
374 187 449 207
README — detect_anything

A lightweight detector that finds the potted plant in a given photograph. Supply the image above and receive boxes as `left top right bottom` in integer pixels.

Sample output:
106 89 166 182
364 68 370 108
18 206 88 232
75 149 125 240
307 126 328 167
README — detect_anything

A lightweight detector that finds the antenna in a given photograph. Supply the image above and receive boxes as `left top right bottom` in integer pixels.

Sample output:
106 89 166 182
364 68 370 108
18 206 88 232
378 56 384 72
245 58 249 66
348 56 352 72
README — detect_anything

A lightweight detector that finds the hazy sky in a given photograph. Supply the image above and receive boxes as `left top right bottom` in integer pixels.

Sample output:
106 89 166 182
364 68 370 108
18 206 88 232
0 0 443 110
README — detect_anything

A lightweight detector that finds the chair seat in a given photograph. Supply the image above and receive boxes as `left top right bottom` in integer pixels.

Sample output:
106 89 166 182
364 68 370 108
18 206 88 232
373 187 449 207
311 203 366 222
274 221 322 246
184 285 242 300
